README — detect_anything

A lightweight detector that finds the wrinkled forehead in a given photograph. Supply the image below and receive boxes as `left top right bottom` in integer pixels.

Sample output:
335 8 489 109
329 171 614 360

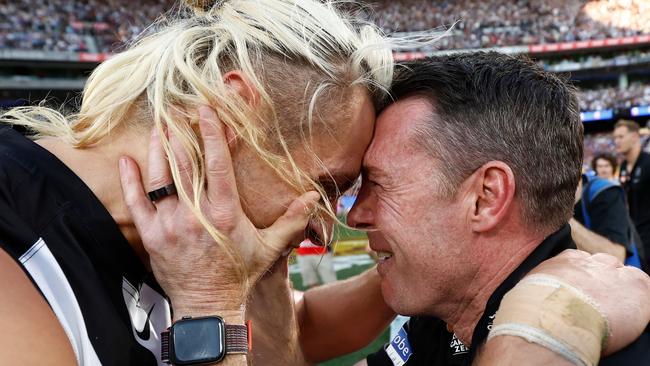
365 97 433 167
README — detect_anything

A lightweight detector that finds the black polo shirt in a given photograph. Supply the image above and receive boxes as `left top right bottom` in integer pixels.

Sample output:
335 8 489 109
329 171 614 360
621 152 650 252
366 225 650 366
0 126 170 365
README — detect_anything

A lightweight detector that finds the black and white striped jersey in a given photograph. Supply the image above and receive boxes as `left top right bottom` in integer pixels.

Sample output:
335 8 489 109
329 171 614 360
0 126 171 365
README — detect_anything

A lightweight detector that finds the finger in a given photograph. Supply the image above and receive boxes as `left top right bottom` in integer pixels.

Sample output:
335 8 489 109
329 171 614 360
198 106 238 205
119 156 156 230
147 127 177 210
168 120 195 201
260 191 321 257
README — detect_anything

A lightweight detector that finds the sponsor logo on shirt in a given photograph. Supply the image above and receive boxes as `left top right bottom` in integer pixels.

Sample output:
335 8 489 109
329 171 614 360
449 312 496 357
386 327 413 366
449 333 468 356
487 313 496 331
122 278 171 366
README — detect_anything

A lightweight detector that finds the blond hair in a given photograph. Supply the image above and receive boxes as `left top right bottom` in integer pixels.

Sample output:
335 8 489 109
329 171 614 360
1 0 437 288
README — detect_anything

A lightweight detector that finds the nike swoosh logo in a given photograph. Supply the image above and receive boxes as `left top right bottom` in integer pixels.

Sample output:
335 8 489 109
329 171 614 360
136 303 156 341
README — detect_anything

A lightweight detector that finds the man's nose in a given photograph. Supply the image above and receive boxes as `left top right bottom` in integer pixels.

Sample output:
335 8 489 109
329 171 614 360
347 185 375 230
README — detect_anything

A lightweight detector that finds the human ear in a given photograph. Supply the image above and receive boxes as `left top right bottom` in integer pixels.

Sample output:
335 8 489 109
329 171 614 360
223 70 260 108
217 70 261 151
468 161 515 232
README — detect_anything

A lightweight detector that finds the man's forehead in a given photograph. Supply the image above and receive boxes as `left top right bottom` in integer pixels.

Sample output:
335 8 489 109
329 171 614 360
372 98 432 145
615 126 635 135
363 97 433 172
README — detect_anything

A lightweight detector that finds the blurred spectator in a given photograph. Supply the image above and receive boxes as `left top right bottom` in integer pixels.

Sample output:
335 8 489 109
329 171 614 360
614 119 650 264
591 152 618 180
584 132 618 169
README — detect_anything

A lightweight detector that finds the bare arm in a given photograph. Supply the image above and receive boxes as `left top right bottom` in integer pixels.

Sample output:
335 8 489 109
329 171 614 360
298 267 395 363
569 218 626 262
0 248 77 365
247 257 308 366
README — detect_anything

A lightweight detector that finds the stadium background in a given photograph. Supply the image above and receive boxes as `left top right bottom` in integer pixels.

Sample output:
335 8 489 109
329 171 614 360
2 0 650 365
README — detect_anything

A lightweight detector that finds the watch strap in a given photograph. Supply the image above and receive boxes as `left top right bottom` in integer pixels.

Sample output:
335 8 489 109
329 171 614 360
161 329 171 364
225 323 249 354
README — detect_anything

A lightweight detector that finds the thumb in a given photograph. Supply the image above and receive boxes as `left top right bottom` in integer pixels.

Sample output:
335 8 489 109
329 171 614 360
260 191 321 256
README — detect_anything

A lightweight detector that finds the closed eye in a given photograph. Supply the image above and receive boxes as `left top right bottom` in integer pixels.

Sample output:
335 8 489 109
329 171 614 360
317 176 356 201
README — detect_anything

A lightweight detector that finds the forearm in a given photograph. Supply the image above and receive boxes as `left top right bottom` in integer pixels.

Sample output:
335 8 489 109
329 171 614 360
569 219 626 262
298 267 395 363
247 257 307 366
475 336 574 366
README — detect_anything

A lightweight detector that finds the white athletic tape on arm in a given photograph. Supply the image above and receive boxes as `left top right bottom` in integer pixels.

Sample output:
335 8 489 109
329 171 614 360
487 274 609 366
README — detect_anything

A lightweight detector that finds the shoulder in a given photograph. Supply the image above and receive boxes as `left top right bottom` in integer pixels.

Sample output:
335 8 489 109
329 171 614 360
0 127 40 185
0 247 76 364
590 184 623 205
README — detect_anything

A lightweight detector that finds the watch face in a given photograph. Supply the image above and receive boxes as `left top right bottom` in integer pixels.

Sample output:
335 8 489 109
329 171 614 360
171 317 225 365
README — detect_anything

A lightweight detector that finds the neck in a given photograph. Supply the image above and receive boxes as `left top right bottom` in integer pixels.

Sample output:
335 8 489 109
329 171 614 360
445 233 542 346
626 144 642 168
37 126 152 267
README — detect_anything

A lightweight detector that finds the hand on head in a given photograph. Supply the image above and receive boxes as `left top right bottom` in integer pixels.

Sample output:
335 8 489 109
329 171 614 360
118 106 320 317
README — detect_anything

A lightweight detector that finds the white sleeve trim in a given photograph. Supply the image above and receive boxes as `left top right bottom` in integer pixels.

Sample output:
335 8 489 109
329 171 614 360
20 238 102 366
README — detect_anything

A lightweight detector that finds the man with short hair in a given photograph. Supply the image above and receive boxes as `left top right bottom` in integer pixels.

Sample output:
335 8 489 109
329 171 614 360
339 53 650 365
615 119 650 262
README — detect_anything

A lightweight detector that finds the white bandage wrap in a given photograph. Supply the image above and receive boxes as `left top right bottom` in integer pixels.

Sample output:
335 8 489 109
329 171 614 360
487 274 610 366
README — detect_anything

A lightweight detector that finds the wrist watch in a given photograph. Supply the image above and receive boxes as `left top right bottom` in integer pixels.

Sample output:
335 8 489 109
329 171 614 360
161 316 250 365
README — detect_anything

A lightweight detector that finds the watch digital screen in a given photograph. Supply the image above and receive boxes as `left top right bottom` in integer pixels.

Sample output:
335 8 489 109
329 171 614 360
171 316 225 365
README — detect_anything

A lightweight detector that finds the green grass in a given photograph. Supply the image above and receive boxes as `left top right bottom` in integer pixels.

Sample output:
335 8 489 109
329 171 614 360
333 217 367 241
290 263 389 366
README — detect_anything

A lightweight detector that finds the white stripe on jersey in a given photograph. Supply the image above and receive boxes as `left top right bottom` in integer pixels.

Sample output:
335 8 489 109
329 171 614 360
20 238 102 366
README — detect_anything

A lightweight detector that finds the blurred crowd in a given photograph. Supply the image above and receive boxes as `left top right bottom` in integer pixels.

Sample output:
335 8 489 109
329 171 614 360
579 83 650 111
0 0 171 53
2 0 650 53
372 0 650 50
583 129 650 169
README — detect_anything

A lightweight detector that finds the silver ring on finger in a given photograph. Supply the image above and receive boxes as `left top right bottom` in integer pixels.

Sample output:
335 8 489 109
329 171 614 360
148 183 177 202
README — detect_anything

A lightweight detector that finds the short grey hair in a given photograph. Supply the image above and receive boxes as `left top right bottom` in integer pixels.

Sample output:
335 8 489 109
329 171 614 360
389 53 583 233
